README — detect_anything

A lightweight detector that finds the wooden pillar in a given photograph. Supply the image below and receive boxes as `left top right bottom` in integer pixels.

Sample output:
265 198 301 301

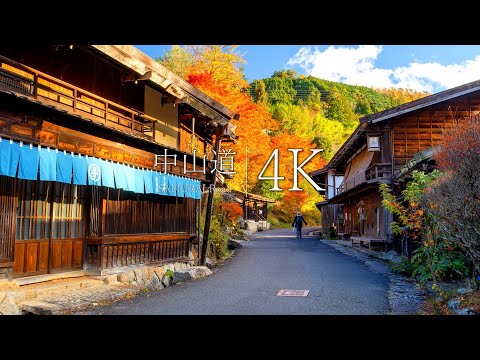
200 135 222 266
82 183 91 271
243 199 247 221
196 196 201 263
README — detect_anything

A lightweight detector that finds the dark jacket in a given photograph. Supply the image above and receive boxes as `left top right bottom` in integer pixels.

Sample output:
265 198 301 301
292 215 307 228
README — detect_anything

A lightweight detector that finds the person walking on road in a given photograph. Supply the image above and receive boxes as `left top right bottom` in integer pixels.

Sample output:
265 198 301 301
292 211 308 238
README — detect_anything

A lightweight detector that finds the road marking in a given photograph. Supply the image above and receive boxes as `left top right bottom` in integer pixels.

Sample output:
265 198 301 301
276 289 309 297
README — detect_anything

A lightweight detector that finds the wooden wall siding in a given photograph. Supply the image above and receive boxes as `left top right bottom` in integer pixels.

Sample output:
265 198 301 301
0 176 16 263
391 105 470 173
50 239 83 272
320 204 343 237
380 127 392 165
102 188 197 236
179 123 205 157
244 201 268 221
14 240 49 275
343 189 384 238
0 103 207 181
179 120 215 160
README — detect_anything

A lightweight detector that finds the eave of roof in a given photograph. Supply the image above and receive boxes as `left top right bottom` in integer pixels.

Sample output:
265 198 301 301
90 45 239 125
362 78 480 124
309 165 329 177
230 190 275 203
324 78 480 172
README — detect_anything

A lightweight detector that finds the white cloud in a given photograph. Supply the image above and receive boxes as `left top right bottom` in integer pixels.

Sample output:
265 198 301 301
287 45 480 93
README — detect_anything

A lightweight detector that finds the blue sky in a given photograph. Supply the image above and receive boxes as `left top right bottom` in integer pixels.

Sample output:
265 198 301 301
136 45 480 93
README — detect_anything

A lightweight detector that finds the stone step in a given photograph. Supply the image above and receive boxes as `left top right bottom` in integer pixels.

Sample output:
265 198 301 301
1 277 105 307
18 284 140 315
14 271 86 286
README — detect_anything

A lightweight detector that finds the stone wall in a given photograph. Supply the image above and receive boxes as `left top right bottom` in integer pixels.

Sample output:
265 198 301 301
103 261 212 289
243 220 271 233
0 260 212 315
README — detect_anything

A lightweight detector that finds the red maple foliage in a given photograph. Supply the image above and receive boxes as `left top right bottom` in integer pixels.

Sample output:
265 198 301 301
434 116 480 171
173 46 325 225
219 202 244 222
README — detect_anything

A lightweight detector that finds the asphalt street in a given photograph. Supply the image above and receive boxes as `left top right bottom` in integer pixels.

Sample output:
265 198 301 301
80 227 390 315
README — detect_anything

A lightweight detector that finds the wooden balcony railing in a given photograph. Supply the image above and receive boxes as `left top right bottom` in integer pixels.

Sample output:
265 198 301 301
0 55 155 138
365 163 392 181
336 163 392 195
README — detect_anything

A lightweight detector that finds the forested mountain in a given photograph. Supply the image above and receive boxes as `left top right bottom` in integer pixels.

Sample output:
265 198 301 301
250 70 429 160
158 46 428 227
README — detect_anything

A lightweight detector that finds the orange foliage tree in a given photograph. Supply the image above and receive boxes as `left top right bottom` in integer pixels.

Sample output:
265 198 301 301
187 69 278 194
158 46 325 225
218 202 244 225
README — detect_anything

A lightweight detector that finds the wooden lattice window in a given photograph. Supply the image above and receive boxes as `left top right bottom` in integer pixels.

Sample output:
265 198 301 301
16 180 52 240
16 180 85 240
51 183 85 239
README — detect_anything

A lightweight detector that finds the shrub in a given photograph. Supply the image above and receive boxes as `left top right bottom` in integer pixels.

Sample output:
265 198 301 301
422 115 480 287
380 170 470 286
390 257 414 277
411 241 470 283
208 216 231 261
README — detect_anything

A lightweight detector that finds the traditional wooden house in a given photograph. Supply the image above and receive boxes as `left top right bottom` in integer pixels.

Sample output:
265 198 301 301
222 189 274 230
311 79 480 251
0 45 238 283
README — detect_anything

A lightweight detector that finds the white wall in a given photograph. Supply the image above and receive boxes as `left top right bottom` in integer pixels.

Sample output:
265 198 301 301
327 174 343 198
144 85 179 148
327 174 335 199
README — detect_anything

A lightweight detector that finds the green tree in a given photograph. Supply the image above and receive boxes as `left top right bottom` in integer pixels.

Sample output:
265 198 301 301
156 45 193 78
286 69 297 79
253 79 268 105
263 77 296 104
326 87 358 130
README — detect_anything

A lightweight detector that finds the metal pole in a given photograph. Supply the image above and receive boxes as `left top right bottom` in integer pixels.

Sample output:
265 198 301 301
200 135 222 266
245 147 248 197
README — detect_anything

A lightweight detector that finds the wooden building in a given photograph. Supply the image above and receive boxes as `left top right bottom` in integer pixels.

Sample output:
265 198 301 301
226 190 274 222
0 45 238 282
310 79 480 251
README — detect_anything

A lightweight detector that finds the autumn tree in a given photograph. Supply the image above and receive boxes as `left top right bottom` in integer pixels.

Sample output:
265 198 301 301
158 46 324 227
156 45 193 78
253 79 268 105
422 116 480 287
215 201 244 226
180 49 278 194
377 87 429 105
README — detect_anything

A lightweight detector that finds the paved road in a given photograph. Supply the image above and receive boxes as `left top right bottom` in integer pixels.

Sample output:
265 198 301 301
81 227 390 315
